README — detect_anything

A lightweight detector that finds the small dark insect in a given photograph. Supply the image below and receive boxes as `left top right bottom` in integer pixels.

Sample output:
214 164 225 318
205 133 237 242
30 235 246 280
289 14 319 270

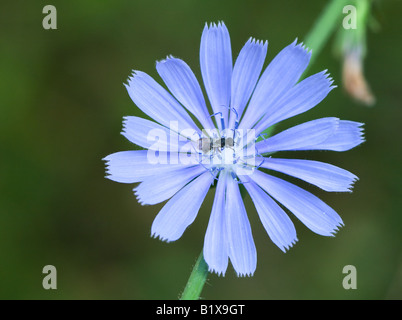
198 137 212 154
198 136 235 154
222 137 234 148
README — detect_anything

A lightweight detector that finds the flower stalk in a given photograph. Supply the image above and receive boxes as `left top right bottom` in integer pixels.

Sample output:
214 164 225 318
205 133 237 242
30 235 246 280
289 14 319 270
180 251 209 300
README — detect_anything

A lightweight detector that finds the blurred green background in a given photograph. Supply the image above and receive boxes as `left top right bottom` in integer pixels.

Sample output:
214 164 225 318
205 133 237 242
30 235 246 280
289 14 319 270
0 0 401 299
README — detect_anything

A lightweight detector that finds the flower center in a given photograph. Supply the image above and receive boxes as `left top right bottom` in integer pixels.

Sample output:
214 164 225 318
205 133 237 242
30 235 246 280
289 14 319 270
196 129 258 178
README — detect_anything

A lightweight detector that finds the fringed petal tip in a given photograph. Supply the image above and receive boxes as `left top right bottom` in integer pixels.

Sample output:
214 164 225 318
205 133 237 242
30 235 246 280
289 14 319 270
235 270 255 277
151 231 173 243
247 37 268 48
358 123 366 140
133 188 146 206
280 238 299 253
204 21 227 30
103 163 116 180
347 121 366 148
125 70 140 85
102 154 112 162
291 38 313 56
156 54 177 65
322 70 337 87
102 157 112 175
120 129 134 144
329 120 365 151
104 163 111 174
346 175 360 193
208 267 226 277
313 69 337 92
121 117 129 134
125 70 160 89
329 222 345 237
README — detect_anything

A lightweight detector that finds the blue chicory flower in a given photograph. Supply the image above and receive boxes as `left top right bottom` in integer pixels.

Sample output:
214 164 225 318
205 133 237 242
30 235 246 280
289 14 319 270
104 22 364 276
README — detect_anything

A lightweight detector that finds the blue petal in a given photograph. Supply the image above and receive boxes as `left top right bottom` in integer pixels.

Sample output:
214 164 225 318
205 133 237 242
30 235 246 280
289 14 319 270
125 71 199 132
122 116 188 151
254 70 335 134
256 117 339 154
250 170 343 236
229 38 267 129
312 120 365 151
239 40 311 130
200 22 232 130
225 174 257 276
134 165 206 205
260 158 358 192
103 151 194 183
203 173 228 276
156 56 215 130
151 172 213 242
242 179 297 252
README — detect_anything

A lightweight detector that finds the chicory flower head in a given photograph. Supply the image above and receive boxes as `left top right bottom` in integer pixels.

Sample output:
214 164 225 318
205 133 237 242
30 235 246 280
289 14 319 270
104 22 364 276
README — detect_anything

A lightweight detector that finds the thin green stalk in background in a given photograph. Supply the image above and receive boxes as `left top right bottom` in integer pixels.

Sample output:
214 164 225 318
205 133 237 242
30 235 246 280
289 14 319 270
180 0 352 300
303 0 350 74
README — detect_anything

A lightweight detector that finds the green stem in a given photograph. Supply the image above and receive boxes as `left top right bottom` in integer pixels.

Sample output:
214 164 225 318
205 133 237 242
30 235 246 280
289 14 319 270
180 251 209 300
303 0 350 74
